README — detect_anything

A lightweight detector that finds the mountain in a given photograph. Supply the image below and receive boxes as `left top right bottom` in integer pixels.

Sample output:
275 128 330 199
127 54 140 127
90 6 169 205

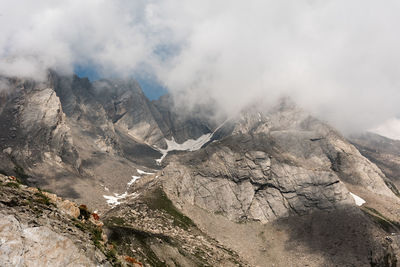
350 132 400 196
122 101 400 266
0 72 212 211
1 72 400 266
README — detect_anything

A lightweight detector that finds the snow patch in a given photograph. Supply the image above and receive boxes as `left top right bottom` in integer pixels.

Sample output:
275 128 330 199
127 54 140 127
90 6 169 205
155 119 229 164
128 169 155 186
127 175 140 186
156 134 212 163
103 168 156 206
137 169 154 175
103 192 138 207
350 192 366 206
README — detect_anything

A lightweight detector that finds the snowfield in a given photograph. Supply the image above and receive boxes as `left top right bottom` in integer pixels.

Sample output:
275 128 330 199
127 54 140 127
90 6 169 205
127 175 140 186
103 192 138 206
137 169 154 175
350 192 366 206
156 134 212 164
103 168 155 206
155 119 228 164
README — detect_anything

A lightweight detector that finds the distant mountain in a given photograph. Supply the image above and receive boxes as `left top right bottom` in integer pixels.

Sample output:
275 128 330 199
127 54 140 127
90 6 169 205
1 71 400 266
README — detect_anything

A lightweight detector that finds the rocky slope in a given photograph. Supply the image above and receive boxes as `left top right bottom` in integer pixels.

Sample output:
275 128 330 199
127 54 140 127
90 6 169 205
0 72 212 211
161 103 397 223
0 174 123 267
350 132 400 196
103 102 400 266
103 179 247 267
0 172 246 267
1 72 400 266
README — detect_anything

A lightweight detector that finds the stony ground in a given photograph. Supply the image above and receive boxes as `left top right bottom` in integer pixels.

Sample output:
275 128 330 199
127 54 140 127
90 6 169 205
103 180 248 267
0 174 143 267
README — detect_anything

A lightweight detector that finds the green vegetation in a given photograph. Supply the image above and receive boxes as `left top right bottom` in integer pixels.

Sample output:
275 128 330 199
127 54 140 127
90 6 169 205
5 182 20 188
72 218 121 266
146 187 195 230
384 180 400 197
104 245 119 266
38 187 54 194
72 219 86 231
107 226 166 267
8 155 29 180
34 191 52 206
92 227 103 246
214 210 224 215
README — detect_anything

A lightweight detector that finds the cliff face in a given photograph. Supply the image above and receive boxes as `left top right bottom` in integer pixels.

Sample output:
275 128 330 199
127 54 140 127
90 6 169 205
99 102 400 266
0 73 212 210
0 77 78 177
1 72 400 266
92 79 167 149
350 132 400 195
161 103 397 224
151 94 216 144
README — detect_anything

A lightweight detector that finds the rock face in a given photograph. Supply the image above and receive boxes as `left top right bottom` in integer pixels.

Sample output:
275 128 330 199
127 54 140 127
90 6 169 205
1 72 400 266
0 216 96 267
0 174 115 267
350 132 400 195
151 94 216 144
0 72 213 210
0 77 78 172
161 103 396 223
92 79 167 148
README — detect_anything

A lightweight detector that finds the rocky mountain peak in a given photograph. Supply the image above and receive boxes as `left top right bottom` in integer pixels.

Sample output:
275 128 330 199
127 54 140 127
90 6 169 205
1 71 400 266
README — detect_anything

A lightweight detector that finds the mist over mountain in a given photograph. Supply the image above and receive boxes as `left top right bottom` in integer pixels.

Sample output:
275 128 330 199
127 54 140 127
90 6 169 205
2 1 400 266
373 118 400 141
0 71 398 266
1 0 400 134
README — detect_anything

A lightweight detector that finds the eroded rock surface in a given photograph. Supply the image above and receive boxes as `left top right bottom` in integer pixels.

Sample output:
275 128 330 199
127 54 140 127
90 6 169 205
0 215 97 267
162 103 396 223
0 174 116 267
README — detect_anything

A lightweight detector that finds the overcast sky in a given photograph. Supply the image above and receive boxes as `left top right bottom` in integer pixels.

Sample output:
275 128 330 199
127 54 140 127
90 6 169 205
1 0 400 137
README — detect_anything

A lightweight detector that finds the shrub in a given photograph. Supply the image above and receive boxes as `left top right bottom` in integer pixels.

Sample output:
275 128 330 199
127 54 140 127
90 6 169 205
5 182 20 188
34 192 51 206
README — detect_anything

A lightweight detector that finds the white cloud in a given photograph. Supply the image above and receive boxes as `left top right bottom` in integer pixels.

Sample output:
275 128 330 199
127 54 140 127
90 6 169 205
1 0 400 133
372 118 400 140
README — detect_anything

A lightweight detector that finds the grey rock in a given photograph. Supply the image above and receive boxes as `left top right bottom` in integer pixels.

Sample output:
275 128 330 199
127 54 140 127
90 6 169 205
350 132 400 195
161 102 396 223
152 94 216 144
0 215 97 267
0 175 113 267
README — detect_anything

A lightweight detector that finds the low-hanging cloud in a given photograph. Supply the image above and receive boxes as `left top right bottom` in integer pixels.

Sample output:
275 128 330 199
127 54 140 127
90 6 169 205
1 0 400 134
